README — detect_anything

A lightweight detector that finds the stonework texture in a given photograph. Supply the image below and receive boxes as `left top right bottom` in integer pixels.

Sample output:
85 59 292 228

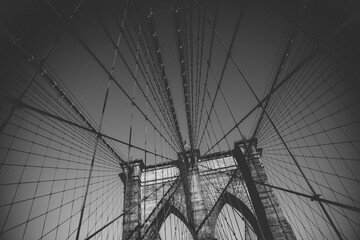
121 139 296 240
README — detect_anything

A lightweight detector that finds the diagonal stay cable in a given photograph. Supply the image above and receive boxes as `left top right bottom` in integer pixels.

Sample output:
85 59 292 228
197 0 247 150
203 32 346 156
124 176 181 240
252 0 308 138
111 7 182 149
195 0 220 149
0 0 84 133
3 97 176 162
75 1 131 237
42 0 179 153
124 11 182 149
147 12 185 149
94 4 181 151
172 2 194 149
199 159 360 213
0 23 125 165
84 175 180 240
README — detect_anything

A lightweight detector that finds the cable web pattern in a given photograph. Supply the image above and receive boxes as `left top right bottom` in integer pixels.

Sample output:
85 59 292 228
0 0 359 239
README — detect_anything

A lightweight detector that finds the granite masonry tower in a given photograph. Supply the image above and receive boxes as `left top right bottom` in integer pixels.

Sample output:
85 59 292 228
120 138 296 240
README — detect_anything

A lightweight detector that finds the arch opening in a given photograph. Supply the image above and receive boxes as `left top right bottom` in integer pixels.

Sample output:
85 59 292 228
144 202 195 240
159 213 194 240
215 203 246 240
213 192 262 239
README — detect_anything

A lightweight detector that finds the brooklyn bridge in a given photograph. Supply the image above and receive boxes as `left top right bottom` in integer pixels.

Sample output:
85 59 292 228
0 0 359 239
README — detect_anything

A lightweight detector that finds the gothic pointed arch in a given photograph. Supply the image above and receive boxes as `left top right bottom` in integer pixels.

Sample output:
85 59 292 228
143 201 196 240
212 191 262 238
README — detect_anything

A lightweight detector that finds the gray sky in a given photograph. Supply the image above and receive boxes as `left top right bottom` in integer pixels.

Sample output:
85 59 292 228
0 0 360 239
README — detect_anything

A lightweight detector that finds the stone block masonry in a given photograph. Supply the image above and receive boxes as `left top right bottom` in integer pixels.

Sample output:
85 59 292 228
121 139 296 240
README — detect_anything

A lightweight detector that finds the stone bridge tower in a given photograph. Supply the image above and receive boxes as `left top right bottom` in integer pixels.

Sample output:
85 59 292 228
120 139 296 240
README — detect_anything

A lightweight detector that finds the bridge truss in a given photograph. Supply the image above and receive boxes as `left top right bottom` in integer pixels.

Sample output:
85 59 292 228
0 0 359 239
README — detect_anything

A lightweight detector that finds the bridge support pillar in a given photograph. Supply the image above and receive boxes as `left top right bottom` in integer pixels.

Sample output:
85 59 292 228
178 149 216 240
190 165 216 240
121 160 144 240
233 139 296 240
